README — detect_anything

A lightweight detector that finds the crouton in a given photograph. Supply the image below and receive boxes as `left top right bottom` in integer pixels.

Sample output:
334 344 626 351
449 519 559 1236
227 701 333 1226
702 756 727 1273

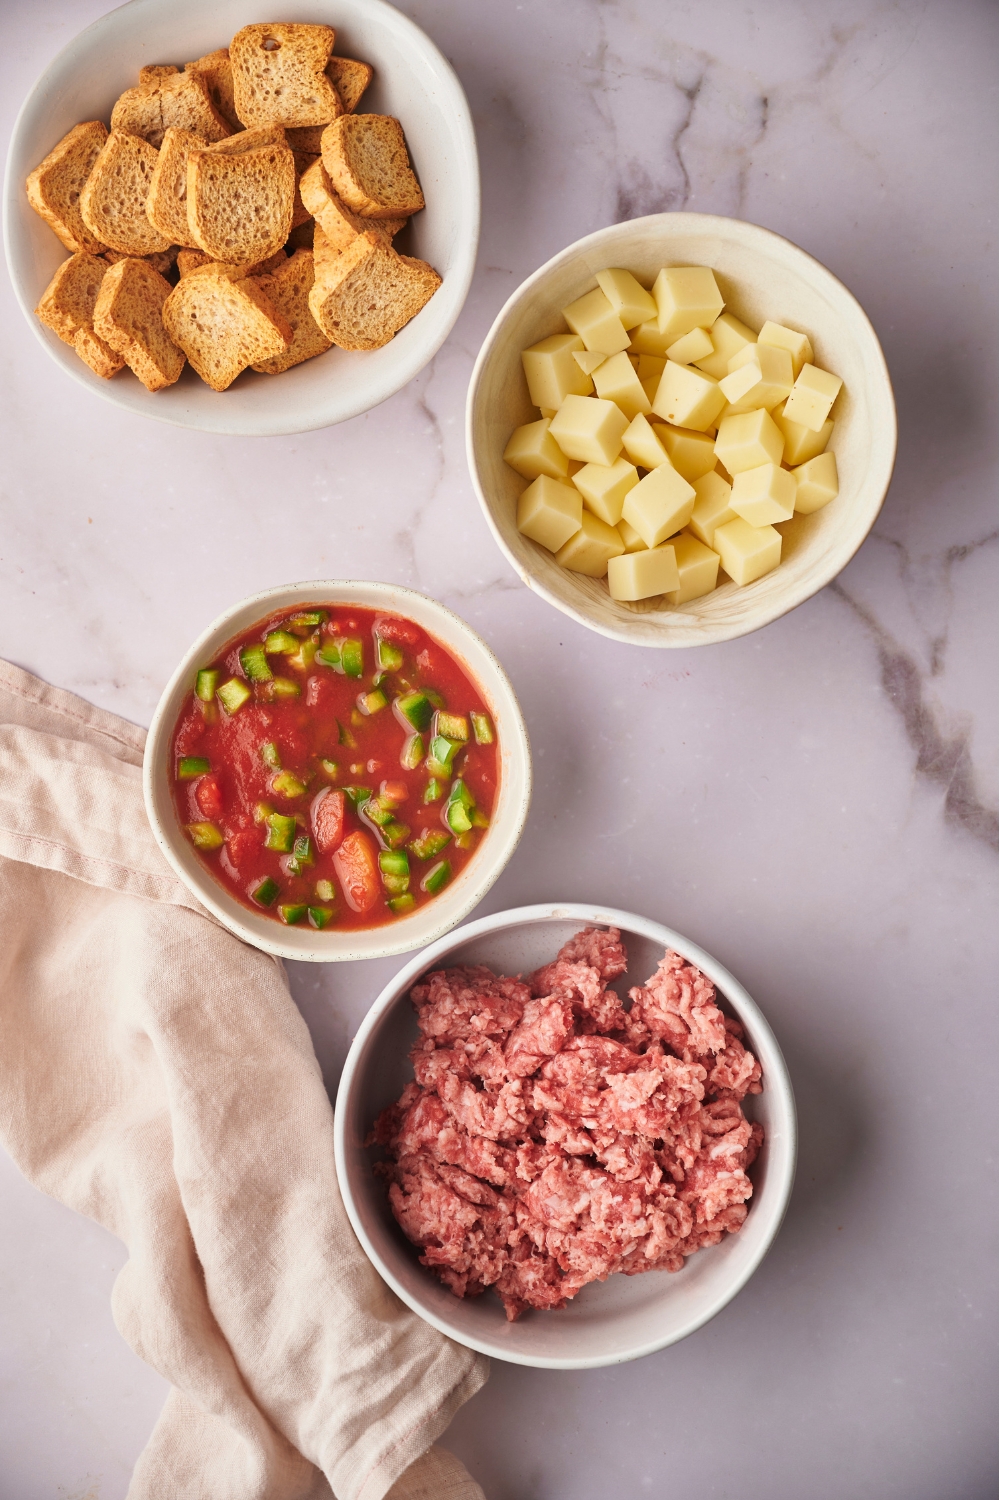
320 115 424 218
184 49 240 132
110 69 232 149
299 157 404 252
34 251 124 378
231 23 341 128
326 56 373 114
26 121 109 254
93 257 185 390
79 131 172 256
308 228 440 350
162 270 291 390
252 250 332 373
186 140 295 263
146 127 206 246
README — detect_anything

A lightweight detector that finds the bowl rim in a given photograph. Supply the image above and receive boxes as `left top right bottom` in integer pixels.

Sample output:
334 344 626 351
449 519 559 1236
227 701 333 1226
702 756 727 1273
142 579 532 962
333 899 798 1368
3 0 481 436
465 211 897 648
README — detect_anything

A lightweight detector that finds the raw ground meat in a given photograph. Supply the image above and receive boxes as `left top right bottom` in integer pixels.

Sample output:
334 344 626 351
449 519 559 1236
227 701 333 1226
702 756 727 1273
372 928 764 1321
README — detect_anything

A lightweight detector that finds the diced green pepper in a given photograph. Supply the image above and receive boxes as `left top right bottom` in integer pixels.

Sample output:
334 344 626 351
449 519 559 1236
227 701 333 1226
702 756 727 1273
287 610 328 634
382 819 411 849
317 640 342 670
252 878 280 907
379 849 409 878
272 770 307 798
264 677 301 701
279 904 308 925
357 688 388 716
264 813 297 852
343 785 372 811
254 800 275 823
314 879 336 902
375 635 404 671
178 756 210 779
421 860 452 895
435 711 469 743
261 742 281 769
240 644 272 682
400 733 424 771
217 678 251 715
319 758 339 779
195 669 218 701
394 692 433 732
185 821 223 849
289 638 317 672
422 778 444 803
308 905 335 928
341 639 363 678
445 800 472 835
387 894 416 915
409 828 451 861
448 779 476 811
426 735 461 778
364 798 394 828
287 835 314 874
470 711 495 745
265 630 299 655
424 688 446 709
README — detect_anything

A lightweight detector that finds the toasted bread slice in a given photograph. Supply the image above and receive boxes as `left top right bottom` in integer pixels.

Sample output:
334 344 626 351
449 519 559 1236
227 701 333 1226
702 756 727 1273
139 64 179 84
93 257 185 390
308 229 440 350
251 250 332 373
325 56 373 114
34 251 124 378
186 139 295 263
162 271 291 389
26 121 109 254
299 157 404 252
177 247 287 279
291 150 319 229
231 23 341 128
111 70 232 149
102 245 179 277
204 124 286 155
146 127 206 246
284 125 326 153
320 115 424 219
79 132 172 256
184 49 240 131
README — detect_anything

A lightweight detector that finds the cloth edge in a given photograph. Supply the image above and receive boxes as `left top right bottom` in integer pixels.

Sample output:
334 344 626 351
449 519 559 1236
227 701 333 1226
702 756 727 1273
355 1356 490 1500
0 659 147 764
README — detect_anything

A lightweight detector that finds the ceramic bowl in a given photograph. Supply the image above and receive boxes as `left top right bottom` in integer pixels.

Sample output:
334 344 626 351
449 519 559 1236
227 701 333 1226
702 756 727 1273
334 901 797 1368
143 581 531 962
467 213 896 648
4 0 479 435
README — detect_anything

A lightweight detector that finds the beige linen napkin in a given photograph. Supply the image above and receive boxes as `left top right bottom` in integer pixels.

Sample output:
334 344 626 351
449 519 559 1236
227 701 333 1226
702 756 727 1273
0 661 488 1500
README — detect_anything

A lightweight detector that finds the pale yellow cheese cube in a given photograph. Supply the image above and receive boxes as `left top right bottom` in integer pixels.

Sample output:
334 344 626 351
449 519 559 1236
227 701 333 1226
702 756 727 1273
782 363 843 431
693 310 757 380
573 349 608 376
651 361 727 432
622 412 669 470
555 509 625 577
730 462 796 526
592 350 651 420
714 517 782 585
503 418 571 481
757 320 813 378
714 408 785 474
522 334 593 412
629 319 673 357
516 475 582 552
549 394 630 466
607 543 679 600
656 425 717 482
665 327 714 365
665 532 721 604
594 269 657 330
718 343 794 413
652 266 724 340
572 456 639 525
636 354 666 387
616 517 647 553
562 287 631 355
772 402 833 466
621 462 696 547
688 470 736 548
793 450 839 514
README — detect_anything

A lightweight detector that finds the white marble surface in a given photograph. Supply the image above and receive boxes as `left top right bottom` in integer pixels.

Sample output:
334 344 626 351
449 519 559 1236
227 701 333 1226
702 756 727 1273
0 1 996 1497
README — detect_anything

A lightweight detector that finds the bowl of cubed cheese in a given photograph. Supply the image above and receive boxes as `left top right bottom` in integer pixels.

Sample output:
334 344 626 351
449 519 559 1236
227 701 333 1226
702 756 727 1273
466 213 896 647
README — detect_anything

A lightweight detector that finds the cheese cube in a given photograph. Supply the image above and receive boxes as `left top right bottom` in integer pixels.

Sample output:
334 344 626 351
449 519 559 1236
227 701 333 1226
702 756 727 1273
522 334 593 412
629 319 673 357
666 327 714 365
607 543 679 600
688 470 736 547
772 402 833 466
651 361 727 432
793 450 839 514
594 269 657 330
572 456 639 525
636 354 666 387
714 408 785 474
714 517 782 585
573 349 608 375
562 288 631 355
693 311 757 379
555 509 624 577
616 517 647 553
730 462 796 525
652 266 724 340
592 351 651 420
665 532 721 604
783 363 843 431
503 418 570 481
718 343 794 413
549 395 630 465
622 413 669 470
757 320 813 378
656 425 717 482
622 462 696 547
516 476 583 552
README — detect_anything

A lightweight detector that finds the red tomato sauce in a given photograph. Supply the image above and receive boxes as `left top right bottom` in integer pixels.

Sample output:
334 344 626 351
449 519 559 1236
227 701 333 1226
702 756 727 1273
169 605 499 930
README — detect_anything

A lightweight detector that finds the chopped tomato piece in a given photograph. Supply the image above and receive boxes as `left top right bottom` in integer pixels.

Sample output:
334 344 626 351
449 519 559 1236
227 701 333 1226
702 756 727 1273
195 775 223 820
312 788 346 852
226 826 260 869
381 779 409 803
333 830 379 913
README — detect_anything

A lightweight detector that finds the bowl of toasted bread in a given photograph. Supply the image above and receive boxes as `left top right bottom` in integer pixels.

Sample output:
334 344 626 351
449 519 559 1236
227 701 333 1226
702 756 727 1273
4 0 479 434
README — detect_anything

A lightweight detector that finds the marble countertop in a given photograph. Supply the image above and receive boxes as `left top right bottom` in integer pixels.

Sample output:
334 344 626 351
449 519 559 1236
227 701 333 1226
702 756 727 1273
1 2 995 1497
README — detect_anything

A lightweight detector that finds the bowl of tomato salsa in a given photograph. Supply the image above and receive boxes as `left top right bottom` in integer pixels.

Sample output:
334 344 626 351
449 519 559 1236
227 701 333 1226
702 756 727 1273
143 582 532 961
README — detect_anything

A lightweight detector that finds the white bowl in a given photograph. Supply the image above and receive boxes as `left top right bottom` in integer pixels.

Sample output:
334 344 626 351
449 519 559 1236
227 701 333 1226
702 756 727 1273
467 213 896 648
334 902 797 1368
4 0 479 435
143 581 531 962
